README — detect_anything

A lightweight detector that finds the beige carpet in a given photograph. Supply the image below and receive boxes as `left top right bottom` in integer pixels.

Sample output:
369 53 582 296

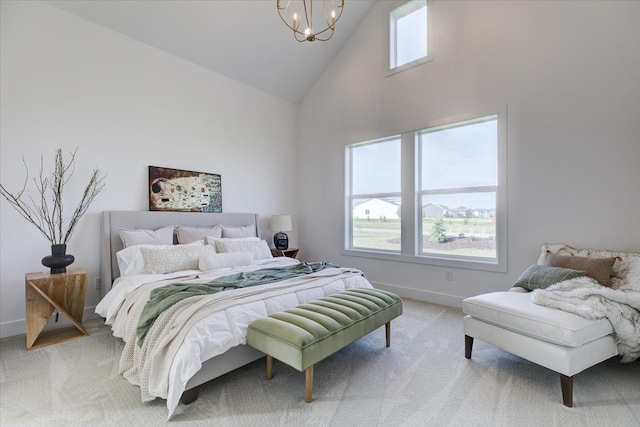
1 299 638 426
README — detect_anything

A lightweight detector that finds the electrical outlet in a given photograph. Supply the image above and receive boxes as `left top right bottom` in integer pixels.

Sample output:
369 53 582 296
445 270 453 281
95 276 101 289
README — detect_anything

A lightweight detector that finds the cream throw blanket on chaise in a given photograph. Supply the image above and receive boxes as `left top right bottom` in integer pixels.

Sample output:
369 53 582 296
531 276 640 362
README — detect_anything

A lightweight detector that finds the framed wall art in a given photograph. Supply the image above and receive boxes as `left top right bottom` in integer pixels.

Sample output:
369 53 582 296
148 166 222 212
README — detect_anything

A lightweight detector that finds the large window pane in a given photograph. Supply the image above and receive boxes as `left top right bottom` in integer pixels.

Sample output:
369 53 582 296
351 138 401 194
352 197 401 251
348 137 402 252
420 118 497 190
421 193 496 258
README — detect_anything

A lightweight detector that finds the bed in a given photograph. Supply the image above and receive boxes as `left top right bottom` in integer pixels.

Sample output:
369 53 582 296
98 211 375 418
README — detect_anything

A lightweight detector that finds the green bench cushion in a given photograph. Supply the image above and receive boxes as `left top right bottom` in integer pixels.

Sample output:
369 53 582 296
246 288 402 371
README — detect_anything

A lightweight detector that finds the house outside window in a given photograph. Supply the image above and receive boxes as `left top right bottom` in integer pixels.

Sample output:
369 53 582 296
388 0 433 74
344 111 507 272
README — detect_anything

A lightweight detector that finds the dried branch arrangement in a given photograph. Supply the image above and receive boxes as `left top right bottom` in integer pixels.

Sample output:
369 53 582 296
0 148 105 245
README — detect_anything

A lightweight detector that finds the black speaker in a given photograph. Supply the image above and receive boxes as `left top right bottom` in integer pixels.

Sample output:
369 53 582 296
273 232 289 250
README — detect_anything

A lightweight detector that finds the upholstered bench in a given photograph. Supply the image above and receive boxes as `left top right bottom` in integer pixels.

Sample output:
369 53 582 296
246 288 403 402
463 290 617 406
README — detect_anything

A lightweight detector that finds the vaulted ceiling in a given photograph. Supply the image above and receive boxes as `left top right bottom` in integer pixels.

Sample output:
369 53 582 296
45 0 376 104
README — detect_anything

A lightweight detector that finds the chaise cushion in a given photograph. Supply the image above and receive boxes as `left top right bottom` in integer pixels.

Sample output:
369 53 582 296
462 291 613 347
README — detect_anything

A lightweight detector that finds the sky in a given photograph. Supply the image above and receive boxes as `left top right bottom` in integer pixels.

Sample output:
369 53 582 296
350 117 498 210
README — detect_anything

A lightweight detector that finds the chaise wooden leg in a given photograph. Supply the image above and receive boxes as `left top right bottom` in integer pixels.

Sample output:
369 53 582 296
465 335 474 359
560 374 573 407
180 386 200 405
305 365 314 403
266 354 273 380
385 321 391 347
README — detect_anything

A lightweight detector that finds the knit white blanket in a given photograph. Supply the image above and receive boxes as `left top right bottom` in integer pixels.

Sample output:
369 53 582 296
531 276 640 362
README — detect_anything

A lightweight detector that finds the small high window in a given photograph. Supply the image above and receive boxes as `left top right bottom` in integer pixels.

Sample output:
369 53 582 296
389 0 433 73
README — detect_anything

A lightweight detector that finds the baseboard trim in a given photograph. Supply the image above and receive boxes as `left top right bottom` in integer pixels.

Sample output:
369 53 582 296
0 306 101 339
369 281 464 309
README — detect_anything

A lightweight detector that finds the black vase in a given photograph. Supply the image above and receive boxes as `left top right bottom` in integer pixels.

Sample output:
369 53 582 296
41 244 75 274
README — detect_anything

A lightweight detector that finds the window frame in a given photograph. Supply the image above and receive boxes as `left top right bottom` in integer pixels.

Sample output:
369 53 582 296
387 0 434 76
343 109 508 273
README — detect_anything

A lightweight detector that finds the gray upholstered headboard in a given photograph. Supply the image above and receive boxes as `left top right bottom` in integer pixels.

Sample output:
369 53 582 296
101 211 260 294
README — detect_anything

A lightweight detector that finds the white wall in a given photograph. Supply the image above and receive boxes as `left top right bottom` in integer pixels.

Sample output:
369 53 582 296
298 0 640 306
0 1 298 338
3 0 639 339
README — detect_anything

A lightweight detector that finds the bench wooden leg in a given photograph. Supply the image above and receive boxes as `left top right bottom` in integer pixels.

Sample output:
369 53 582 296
266 354 273 380
560 374 573 407
465 335 474 359
305 365 314 403
385 321 391 347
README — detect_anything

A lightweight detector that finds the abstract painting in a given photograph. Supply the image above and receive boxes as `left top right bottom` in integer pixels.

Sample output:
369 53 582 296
148 166 222 212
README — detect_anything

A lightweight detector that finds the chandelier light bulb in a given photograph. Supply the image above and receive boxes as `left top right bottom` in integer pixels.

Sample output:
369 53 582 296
277 0 344 42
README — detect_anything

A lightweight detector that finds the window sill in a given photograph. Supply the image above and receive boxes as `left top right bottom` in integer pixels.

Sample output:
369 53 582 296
387 55 433 77
341 248 507 273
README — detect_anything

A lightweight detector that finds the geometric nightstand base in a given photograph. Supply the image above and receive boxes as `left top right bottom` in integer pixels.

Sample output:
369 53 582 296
25 269 88 349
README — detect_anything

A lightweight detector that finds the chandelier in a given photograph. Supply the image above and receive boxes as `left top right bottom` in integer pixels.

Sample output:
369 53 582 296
277 0 345 42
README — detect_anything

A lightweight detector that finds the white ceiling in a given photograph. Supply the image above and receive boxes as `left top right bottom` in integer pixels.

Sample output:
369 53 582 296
45 0 376 104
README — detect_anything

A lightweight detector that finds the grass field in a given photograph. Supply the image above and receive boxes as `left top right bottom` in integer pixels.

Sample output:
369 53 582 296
352 217 496 257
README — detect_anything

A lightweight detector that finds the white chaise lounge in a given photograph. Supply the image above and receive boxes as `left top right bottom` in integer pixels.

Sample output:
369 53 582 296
463 243 640 407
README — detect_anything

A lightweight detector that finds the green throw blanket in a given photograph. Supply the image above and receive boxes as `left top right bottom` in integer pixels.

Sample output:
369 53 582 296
136 261 339 346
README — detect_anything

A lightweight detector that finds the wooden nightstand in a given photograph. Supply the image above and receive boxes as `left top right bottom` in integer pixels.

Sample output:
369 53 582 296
271 248 299 259
25 268 89 349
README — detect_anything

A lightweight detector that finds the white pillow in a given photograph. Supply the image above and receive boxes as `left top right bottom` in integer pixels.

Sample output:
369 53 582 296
176 225 222 244
220 224 256 238
205 236 260 246
214 239 273 260
199 251 253 271
119 225 174 248
116 240 203 276
140 245 215 275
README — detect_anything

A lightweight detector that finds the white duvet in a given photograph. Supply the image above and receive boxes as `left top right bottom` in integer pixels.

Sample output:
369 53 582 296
95 258 374 418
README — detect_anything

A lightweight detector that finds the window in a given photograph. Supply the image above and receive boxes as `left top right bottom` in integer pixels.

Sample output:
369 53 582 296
418 116 498 260
346 136 401 252
389 0 433 73
344 112 507 272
